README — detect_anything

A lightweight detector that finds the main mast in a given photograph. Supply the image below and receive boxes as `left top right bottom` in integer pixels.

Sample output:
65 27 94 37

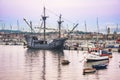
58 14 64 38
42 7 48 44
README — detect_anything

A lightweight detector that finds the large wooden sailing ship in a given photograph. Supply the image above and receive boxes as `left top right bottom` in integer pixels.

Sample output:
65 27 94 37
24 7 68 50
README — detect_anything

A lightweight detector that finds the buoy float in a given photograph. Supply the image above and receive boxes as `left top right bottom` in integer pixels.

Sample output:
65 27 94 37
61 60 70 65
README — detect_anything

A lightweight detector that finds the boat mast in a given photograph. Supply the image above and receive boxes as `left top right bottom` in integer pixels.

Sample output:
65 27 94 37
96 17 100 48
10 24 12 33
84 20 88 47
42 7 48 43
17 20 19 32
2 23 5 30
84 21 87 35
58 14 64 38
96 17 99 42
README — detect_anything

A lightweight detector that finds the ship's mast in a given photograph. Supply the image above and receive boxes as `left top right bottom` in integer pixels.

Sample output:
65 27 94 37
42 7 48 43
96 17 100 48
84 20 87 40
58 14 64 38
17 20 19 32
84 20 88 48
96 17 99 42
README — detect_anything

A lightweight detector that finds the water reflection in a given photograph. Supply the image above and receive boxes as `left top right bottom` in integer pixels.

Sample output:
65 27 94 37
83 60 109 80
42 50 46 80
53 50 64 80
24 49 64 80
25 49 40 80
0 45 119 80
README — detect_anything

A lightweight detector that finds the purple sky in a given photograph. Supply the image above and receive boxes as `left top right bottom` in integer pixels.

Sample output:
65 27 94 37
0 0 120 32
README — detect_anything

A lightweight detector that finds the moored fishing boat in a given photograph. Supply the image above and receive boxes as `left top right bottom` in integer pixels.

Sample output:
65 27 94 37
89 48 112 58
86 53 109 62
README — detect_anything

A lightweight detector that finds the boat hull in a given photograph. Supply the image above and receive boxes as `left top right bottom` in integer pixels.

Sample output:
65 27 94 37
25 35 67 50
92 64 107 70
87 58 109 62
83 68 96 75
86 54 109 62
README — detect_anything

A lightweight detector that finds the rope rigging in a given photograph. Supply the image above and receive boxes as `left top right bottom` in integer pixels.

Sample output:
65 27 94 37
23 0 79 34
45 8 76 25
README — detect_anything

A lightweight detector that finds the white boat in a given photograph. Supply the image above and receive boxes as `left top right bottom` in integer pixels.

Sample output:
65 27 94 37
86 54 109 62
89 49 112 57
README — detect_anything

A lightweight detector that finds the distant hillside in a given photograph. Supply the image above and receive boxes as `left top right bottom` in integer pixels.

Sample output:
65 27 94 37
0 29 22 33
101 27 120 34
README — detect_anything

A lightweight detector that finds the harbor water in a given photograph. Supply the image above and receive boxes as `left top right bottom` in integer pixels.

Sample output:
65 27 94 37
0 45 120 80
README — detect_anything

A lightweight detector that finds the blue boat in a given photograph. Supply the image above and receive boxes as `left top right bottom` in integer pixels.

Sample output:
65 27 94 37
92 64 108 70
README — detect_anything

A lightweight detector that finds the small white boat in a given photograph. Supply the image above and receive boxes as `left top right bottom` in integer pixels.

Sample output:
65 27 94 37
86 54 109 62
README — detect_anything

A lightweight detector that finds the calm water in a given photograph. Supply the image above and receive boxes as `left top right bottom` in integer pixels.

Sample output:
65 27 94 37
0 45 120 80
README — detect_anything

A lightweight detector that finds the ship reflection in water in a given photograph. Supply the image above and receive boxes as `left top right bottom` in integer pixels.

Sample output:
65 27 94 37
25 49 64 80
0 45 120 80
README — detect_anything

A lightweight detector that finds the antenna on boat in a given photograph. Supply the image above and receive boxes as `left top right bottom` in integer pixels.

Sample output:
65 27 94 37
42 7 48 44
58 14 64 38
